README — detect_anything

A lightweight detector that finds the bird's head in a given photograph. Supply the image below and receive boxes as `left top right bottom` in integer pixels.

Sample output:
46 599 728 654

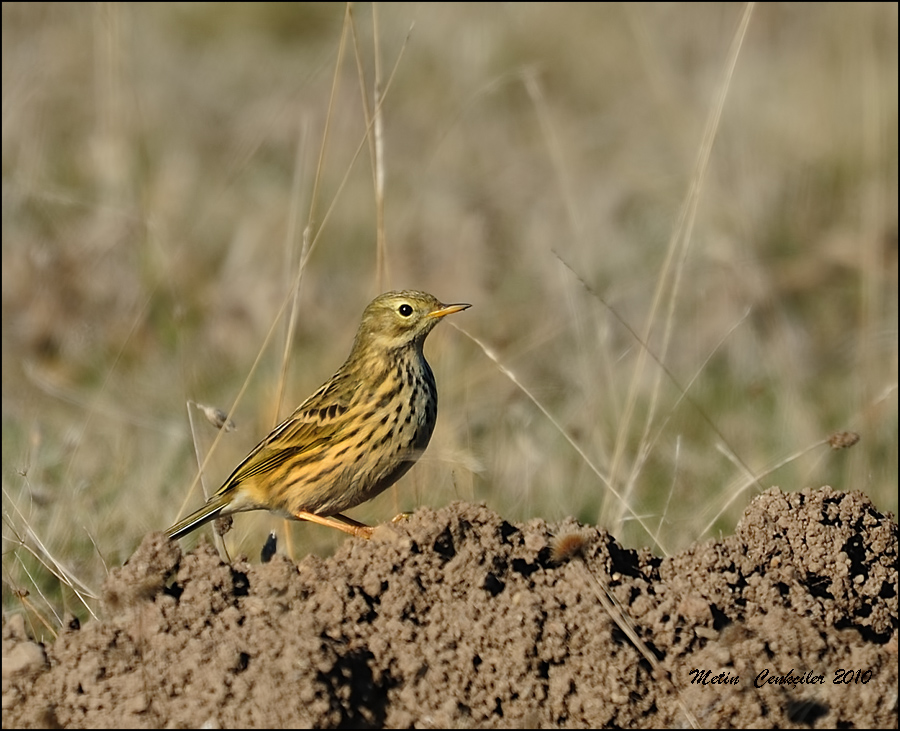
353 290 470 354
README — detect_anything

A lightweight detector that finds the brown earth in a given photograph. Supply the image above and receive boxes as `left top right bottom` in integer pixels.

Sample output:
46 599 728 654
2 486 897 729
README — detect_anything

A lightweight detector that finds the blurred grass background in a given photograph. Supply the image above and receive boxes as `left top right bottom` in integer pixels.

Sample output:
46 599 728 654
3 2 896 633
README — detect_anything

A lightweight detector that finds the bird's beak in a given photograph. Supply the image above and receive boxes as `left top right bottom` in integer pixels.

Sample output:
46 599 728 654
429 302 471 319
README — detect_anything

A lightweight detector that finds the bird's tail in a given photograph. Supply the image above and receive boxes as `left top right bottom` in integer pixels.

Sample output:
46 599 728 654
165 492 234 540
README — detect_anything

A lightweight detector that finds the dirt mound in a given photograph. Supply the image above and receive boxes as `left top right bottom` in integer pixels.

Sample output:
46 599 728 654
3 486 897 728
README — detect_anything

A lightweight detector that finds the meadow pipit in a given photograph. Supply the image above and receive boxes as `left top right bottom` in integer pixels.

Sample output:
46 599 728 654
165 290 470 541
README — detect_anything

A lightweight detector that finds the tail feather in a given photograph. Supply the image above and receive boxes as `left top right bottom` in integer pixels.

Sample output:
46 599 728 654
165 492 234 540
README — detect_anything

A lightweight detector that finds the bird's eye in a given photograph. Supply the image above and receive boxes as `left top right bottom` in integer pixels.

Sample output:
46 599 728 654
398 303 413 317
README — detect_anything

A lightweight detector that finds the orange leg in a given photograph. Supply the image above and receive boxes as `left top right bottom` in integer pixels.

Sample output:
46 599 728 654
292 510 374 539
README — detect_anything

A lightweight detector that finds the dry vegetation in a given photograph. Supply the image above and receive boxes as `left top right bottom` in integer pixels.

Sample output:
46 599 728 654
3 3 897 639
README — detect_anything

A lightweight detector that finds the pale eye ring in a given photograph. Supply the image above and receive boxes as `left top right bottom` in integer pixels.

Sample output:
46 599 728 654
398 303 413 317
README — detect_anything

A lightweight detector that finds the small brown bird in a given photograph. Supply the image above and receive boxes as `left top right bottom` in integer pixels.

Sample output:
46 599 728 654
166 290 470 541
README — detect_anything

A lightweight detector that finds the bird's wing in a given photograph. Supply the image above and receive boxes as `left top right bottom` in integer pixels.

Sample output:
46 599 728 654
213 375 353 497
290 374 353 426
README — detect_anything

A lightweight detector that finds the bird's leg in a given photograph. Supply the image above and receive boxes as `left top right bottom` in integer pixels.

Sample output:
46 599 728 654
292 510 374 539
